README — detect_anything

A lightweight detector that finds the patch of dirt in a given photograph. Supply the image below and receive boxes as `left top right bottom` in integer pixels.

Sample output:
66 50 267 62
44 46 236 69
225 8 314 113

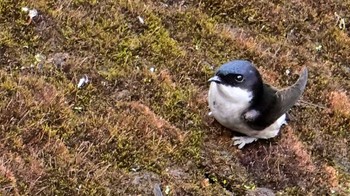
329 91 350 117
117 101 184 142
238 127 317 191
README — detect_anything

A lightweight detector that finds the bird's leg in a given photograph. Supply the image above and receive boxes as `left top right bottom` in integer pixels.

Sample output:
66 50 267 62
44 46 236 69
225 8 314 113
232 136 258 149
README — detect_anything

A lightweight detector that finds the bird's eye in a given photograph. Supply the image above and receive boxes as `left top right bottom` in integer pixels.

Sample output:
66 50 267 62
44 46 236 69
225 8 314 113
235 75 244 82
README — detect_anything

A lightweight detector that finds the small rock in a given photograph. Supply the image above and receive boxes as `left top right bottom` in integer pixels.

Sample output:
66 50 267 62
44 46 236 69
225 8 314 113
115 89 130 100
130 172 161 195
201 178 210 187
51 52 69 69
246 187 275 196
153 183 163 196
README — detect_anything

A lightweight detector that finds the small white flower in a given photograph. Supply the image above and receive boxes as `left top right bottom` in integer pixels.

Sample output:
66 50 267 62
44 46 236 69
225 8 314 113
164 185 171 195
73 106 83 111
285 69 290 75
149 67 155 72
77 75 89 88
315 44 322 51
137 16 144 24
35 53 46 63
195 44 200 50
21 7 29 12
101 81 107 86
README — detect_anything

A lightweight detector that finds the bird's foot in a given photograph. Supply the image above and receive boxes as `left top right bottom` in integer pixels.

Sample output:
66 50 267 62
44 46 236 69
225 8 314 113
232 136 258 149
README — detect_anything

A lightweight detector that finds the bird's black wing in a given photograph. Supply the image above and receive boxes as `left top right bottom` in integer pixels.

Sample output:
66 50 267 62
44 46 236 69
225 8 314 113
246 67 308 130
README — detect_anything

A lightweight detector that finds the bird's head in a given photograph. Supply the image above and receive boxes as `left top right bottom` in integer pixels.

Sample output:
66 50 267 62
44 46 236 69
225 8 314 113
209 60 263 93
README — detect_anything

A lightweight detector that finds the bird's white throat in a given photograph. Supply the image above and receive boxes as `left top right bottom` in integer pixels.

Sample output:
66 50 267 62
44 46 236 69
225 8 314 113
209 83 253 105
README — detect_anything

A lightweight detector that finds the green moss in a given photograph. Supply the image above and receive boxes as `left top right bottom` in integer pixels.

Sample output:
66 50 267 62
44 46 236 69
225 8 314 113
0 0 349 195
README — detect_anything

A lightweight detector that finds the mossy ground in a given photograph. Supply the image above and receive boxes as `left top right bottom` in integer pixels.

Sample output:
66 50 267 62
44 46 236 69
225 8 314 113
0 0 349 195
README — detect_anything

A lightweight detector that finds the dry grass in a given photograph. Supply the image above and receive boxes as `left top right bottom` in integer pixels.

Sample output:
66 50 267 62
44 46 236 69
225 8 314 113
0 0 350 195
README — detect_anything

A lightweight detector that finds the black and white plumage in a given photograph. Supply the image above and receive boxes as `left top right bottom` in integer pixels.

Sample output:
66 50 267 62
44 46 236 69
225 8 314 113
208 60 308 148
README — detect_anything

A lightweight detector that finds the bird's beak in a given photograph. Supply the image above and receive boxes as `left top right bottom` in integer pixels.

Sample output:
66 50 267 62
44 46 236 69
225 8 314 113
208 76 222 83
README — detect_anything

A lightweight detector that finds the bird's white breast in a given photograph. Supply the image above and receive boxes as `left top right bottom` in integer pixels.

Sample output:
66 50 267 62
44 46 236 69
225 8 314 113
208 82 252 130
208 83 286 139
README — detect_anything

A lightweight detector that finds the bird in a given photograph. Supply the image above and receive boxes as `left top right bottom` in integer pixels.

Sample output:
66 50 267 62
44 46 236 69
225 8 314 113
207 60 308 149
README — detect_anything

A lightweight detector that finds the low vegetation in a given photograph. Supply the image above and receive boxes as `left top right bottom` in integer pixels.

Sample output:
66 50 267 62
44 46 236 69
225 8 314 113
0 0 349 195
